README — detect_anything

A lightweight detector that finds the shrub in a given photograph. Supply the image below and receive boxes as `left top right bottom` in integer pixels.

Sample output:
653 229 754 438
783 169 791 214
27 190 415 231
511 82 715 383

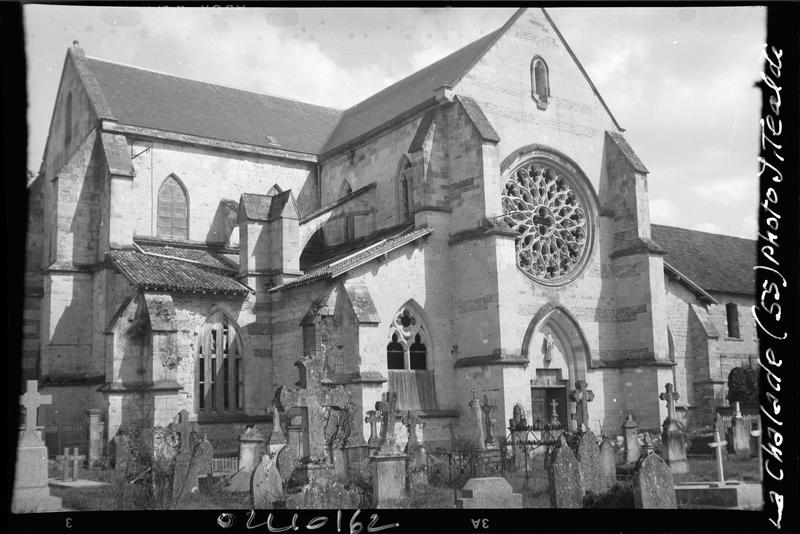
112 425 178 510
727 366 758 406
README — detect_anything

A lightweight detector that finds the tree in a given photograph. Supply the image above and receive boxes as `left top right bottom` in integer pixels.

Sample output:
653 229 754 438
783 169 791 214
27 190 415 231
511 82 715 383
726 366 758 406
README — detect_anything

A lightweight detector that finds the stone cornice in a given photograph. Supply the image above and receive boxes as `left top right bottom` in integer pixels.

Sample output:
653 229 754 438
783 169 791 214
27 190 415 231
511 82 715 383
454 354 530 368
590 359 676 369
105 123 318 164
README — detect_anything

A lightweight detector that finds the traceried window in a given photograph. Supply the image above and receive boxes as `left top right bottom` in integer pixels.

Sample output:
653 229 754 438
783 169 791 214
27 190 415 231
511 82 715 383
157 174 189 240
726 303 740 338
531 57 550 109
386 304 437 410
386 309 428 370
501 158 591 285
196 311 244 415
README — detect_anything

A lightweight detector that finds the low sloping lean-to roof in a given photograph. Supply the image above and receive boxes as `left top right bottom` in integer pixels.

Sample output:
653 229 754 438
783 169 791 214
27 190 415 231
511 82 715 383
86 57 342 154
651 225 756 296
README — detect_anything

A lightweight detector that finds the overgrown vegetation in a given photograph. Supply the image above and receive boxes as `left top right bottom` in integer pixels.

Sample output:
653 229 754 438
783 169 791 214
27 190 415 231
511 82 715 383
583 482 635 509
112 425 178 510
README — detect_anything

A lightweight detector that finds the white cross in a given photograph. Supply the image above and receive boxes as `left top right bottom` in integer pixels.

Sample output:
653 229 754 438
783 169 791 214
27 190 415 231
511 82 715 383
708 428 727 484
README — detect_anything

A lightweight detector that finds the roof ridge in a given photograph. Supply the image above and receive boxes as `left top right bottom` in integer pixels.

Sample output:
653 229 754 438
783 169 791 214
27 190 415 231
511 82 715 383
651 223 756 242
85 56 344 113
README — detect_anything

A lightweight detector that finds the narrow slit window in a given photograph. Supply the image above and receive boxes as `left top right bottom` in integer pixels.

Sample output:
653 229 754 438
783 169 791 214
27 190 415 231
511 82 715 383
531 57 550 108
726 303 740 338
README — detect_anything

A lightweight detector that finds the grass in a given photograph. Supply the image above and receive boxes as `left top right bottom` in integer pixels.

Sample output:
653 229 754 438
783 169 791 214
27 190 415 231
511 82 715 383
674 454 761 484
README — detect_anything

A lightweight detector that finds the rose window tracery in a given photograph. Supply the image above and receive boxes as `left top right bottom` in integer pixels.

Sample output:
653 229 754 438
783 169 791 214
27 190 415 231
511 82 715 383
501 161 588 283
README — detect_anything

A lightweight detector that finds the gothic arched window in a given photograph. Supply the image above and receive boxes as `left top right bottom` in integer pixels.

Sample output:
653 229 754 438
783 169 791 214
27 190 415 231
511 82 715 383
386 308 428 370
386 303 437 410
726 303 740 338
64 92 73 149
196 311 244 414
157 174 189 240
531 56 550 109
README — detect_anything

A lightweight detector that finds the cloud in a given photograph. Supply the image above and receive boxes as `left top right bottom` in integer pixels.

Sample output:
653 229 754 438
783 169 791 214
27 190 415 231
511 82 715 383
690 177 757 205
694 222 722 233
649 198 681 225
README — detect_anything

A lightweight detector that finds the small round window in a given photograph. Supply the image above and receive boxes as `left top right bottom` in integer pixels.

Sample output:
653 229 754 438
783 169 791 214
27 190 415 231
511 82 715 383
501 158 593 285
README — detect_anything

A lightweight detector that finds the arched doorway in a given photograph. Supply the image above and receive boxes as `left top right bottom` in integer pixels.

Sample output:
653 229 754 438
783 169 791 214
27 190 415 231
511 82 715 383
522 305 590 430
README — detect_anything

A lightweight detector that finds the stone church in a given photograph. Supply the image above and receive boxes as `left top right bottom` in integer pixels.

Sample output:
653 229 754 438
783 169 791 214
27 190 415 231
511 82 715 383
24 8 757 451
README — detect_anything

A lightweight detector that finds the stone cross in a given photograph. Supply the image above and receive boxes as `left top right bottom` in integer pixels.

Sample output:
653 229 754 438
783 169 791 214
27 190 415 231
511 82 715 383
365 410 381 447
445 420 458 445
20 380 51 445
173 409 196 454
375 391 398 454
550 398 560 427
67 447 85 481
709 428 727 484
569 380 594 432
56 447 71 480
480 395 496 445
274 352 351 463
659 383 680 421
401 410 421 449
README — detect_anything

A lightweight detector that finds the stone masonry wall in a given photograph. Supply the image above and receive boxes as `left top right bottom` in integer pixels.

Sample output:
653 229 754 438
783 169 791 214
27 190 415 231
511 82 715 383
128 139 317 245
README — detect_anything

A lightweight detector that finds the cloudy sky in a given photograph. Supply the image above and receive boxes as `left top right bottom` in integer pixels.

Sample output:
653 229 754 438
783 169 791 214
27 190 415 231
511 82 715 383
24 6 765 238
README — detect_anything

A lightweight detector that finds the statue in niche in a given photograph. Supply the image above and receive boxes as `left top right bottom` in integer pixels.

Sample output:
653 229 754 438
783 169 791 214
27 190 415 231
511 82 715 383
543 332 555 363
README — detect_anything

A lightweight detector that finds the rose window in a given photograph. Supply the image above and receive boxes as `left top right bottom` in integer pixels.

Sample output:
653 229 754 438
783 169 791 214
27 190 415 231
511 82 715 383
501 161 588 283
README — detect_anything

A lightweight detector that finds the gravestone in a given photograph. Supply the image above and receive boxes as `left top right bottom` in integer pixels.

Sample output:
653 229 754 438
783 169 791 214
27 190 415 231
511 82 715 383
251 453 284 508
227 424 266 493
708 428 728 485
365 410 381 447
569 380 594 432
67 447 85 482
632 452 676 509
370 392 407 507
274 353 352 462
480 394 497 447
56 447 71 481
659 383 688 474
622 414 640 464
728 402 751 459
12 380 64 513
576 430 607 495
326 402 355 484
274 351 350 488
402 410 427 488
547 437 582 508
171 411 213 507
86 408 104 466
467 389 486 450
599 438 617 489
456 477 523 509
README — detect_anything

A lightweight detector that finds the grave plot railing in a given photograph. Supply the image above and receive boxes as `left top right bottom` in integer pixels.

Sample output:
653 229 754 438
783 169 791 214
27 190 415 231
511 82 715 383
43 424 88 459
504 424 569 488
211 456 239 475
426 447 505 490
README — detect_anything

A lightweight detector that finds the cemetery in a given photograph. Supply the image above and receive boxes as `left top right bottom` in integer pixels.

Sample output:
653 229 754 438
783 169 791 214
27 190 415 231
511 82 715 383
14 373 763 512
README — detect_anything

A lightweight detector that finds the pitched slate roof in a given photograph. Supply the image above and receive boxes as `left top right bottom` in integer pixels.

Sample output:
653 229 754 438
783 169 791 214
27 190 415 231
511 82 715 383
273 227 432 291
135 243 239 271
108 249 249 295
651 225 756 296
320 28 506 154
86 57 342 154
